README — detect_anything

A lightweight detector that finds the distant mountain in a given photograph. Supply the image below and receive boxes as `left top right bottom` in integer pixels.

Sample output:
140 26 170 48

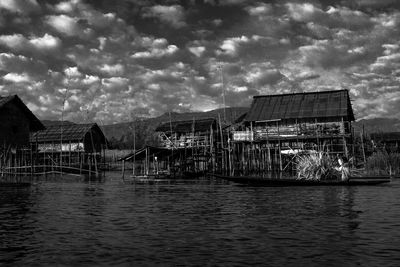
41 120 76 127
353 118 400 134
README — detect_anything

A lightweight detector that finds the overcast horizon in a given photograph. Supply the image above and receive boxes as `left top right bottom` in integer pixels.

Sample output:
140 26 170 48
0 0 399 124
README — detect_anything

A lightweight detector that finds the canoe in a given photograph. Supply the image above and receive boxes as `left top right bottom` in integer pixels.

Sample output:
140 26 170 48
214 174 391 186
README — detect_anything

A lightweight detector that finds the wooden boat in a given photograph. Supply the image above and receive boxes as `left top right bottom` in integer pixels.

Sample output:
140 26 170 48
214 174 391 186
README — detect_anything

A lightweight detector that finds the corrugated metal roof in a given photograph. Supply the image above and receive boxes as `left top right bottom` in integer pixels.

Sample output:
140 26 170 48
0 95 45 131
155 118 216 133
30 123 106 143
244 90 355 122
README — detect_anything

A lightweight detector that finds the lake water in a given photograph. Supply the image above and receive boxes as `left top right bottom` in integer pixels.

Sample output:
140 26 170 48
1 172 400 266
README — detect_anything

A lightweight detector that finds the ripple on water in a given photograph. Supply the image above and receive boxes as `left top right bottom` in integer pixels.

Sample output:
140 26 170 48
0 175 400 266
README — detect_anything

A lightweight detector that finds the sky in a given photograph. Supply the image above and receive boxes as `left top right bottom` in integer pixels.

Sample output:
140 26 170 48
0 0 400 124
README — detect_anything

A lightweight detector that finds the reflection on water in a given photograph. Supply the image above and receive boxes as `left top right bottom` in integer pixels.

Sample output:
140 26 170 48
1 173 400 266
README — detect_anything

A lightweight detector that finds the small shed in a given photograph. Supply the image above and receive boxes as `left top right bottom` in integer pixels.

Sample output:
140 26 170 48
0 95 44 147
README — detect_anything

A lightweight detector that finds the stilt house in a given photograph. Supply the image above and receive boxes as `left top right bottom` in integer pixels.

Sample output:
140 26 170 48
30 123 107 168
0 95 45 174
154 118 219 175
230 89 355 174
156 118 218 149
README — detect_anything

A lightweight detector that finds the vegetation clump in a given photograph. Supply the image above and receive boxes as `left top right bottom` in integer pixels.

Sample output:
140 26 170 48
366 151 400 175
296 152 337 181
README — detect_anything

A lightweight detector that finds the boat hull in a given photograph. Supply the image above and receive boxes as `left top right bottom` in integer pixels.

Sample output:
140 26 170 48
214 174 391 186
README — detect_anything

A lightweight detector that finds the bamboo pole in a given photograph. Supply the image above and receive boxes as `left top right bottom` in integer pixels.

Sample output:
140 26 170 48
277 121 282 172
89 129 98 176
218 114 224 174
122 159 125 180
30 143 33 177
361 128 366 166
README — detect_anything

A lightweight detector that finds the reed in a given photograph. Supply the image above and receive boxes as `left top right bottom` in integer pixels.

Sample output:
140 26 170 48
296 152 337 181
366 151 400 175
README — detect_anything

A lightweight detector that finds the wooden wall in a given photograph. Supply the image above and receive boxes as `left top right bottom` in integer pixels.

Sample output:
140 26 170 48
0 101 31 147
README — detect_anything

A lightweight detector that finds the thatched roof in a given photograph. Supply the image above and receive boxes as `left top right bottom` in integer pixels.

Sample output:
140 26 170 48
244 89 355 122
155 118 216 133
0 95 45 131
30 123 106 144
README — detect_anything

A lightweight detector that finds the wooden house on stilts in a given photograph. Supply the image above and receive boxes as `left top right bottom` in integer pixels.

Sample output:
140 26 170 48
155 118 219 176
0 95 45 176
30 123 107 175
229 89 355 175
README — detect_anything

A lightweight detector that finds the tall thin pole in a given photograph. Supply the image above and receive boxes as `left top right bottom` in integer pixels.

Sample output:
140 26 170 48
218 64 226 123
60 93 66 171
132 118 136 176
169 111 173 174
60 88 70 173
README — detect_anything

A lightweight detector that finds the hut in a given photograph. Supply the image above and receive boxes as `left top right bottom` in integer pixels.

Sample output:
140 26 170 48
0 95 45 175
30 123 107 173
230 89 355 174
0 95 44 147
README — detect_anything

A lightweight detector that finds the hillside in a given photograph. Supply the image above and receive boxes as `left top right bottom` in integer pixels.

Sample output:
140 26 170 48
353 118 400 134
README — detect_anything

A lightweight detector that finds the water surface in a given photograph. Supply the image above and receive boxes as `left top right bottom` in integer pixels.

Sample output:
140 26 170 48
1 173 400 266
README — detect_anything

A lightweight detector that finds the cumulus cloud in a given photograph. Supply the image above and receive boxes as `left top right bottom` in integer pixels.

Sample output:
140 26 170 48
54 0 77 13
45 14 86 37
143 5 186 28
29 34 62 50
218 36 250 56
3 72 31 83
99 63 125 76
188 46 206 57
246 3 272 16
1 0 400 123
0 0 40 14
0 33 61 52
132 38 178 59
245 67 283 86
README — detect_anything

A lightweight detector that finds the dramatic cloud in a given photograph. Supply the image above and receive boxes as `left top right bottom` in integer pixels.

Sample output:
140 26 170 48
45 14 87 37
143 5 186 28
0 0 41 14
0 0 400 123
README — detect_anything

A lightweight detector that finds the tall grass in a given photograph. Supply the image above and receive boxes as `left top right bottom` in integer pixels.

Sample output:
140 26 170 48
366 151 400 175
296 152 337 181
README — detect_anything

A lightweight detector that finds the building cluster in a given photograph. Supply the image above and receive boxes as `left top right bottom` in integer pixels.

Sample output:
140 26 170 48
121 89 358 177
0 95 106 176
1 89 397 178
